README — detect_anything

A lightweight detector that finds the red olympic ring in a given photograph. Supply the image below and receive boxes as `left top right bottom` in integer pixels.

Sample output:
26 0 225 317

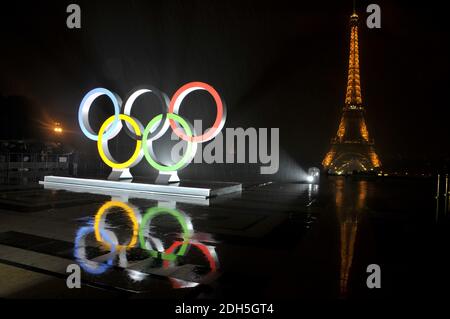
169 81 226 143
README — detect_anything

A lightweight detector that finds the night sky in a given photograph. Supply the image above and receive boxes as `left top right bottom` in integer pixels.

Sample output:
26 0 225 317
1 0 449 179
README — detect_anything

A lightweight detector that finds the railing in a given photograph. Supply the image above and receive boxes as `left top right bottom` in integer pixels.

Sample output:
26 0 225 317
435 174 449 221
0 153 71 172
0 152 115 185
330 137 375 145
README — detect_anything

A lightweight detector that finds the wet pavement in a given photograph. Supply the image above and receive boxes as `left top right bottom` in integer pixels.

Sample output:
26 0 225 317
0 176 448 299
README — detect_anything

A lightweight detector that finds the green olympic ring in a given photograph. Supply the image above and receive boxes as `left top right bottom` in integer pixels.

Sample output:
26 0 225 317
142 113 195 172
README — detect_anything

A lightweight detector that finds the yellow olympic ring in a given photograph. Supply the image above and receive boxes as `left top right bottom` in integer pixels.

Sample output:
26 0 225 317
94 201 139 250
97 114 142 169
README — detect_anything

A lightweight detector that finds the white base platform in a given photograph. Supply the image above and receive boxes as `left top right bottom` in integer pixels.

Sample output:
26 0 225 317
39 176 242 200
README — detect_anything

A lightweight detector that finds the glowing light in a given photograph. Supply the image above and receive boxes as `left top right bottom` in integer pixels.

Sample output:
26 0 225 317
127 269 147 282
337 119 345 140
370 151 381 167
53 123 63 134
306 175 314 183
345 23 362 106
360 121 369 141
323 151 334 167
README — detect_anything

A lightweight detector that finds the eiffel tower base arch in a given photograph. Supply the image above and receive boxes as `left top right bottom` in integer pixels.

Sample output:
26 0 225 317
323 143 380 175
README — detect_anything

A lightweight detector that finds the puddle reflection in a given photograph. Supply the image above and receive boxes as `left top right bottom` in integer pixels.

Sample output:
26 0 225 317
334 178 367 298
73 198 220 288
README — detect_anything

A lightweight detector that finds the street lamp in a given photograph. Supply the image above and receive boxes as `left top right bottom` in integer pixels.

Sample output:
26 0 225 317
53 122 63 134
307 167 320 184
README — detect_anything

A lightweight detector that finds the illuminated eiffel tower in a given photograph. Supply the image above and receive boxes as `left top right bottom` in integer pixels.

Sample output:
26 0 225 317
323 10 381 174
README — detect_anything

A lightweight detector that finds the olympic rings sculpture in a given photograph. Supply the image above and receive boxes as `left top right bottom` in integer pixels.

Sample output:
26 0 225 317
78 82 227 182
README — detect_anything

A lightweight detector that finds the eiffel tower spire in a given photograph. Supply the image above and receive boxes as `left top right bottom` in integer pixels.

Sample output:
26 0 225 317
345 11 362 106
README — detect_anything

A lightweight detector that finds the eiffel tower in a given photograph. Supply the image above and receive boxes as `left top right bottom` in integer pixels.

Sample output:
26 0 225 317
323 10 381 174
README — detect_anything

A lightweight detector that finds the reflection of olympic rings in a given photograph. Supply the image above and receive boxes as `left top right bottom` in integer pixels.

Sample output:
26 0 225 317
139 207 193 261
74 226 116 275
74 200 221 284
94 201 139 250
163 241 219 289
163 241 218 271
78 82 226 173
